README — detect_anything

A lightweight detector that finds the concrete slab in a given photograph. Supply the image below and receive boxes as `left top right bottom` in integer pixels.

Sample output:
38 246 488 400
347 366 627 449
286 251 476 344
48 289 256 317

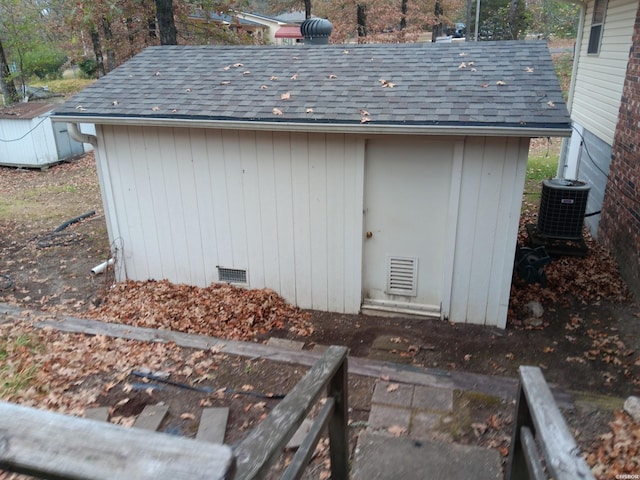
368 404 411 431
266 337 304 350
196 407 229 444
412 385 453 412
84 407 109 422
133 404 169 431
410 411 441 434
286 418 313 449
372 381 414 408
351 431 502 480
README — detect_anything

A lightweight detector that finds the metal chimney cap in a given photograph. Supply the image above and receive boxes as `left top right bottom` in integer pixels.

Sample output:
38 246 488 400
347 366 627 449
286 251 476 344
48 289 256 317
300 18 333 38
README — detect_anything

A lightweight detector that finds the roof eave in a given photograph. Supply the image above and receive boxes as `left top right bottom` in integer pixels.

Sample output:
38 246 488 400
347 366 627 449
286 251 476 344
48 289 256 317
51 115 572 138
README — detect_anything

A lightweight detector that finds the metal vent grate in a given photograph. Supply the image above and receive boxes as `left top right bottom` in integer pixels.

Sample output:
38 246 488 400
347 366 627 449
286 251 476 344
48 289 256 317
217 267 247 284
386 256 418 297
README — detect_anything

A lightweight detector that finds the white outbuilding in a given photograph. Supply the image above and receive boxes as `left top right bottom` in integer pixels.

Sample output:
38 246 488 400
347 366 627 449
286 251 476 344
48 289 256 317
52 41 571 328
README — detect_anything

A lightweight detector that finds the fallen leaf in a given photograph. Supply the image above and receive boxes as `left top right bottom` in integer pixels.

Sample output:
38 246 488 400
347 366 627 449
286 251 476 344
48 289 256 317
151 106 160 112
242 71 251 75
543 346 554 353
241 384 254 391
525 67 534 73
328 74 337 79
291 73 299 80
223 65 231 71
464 354 472 361
185 88 192 93
180 412 196 420
547 101 555 108
481 83 489 88
459 62 467 69
233 63 243 68
272 108 283 115
260 85 268 90
387 425 406 437
154 71 161 76
343 50 350 54
360 116 371 123
470 68 477 72
269 76 279 80
459 52 467 57
281 92 291 100
306 108 314 113
112 100 119 106
496 80 507 86
386 383 400 392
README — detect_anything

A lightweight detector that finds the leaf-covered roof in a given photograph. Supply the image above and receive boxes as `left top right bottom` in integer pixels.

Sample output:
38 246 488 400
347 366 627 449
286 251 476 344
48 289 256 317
53 41 571 133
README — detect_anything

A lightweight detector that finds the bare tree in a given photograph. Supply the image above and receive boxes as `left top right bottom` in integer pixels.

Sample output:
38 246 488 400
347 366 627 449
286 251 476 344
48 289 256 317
0 36 18 104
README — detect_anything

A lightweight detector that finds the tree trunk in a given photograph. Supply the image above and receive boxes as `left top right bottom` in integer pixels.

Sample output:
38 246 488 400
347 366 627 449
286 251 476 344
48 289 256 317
400 0 407 30
304 0 311 19
466 0 472 40
357 4 367 41
89 25 106 78
155 0 177 45
432 1 443 42
507 0 523 40
0 37 18 105
102 17 116 72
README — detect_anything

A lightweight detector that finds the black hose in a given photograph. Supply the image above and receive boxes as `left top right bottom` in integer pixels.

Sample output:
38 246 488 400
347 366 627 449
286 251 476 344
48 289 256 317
584 210 601 218
130 370 285 400
54 211 96 232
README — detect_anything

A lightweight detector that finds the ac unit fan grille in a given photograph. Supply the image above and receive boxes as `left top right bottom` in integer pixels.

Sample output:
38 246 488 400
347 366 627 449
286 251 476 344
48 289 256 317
537 179 590 239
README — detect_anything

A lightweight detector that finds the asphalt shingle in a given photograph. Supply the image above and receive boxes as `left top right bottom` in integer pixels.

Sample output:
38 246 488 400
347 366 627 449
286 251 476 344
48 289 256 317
53 41 570 131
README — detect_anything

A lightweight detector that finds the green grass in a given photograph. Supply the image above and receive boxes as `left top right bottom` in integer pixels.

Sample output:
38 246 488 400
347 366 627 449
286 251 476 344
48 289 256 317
30 78 95 97
527 154 558 183
0 333 41 398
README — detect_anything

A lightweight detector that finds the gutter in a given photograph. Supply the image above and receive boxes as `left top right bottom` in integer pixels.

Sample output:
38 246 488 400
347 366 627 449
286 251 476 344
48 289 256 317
52 115 572 138
567 0 586 115
67 122 98 147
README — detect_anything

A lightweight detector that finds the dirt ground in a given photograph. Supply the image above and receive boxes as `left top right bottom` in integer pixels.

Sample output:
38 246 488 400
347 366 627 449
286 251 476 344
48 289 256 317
1 151 639 474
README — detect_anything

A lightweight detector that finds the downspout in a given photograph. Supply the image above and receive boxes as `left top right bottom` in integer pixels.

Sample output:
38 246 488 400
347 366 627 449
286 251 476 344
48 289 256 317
558 0 586 178
67 122 97 147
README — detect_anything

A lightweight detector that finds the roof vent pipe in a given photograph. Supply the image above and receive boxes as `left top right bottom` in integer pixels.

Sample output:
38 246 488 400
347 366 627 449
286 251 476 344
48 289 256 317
300 18 332 45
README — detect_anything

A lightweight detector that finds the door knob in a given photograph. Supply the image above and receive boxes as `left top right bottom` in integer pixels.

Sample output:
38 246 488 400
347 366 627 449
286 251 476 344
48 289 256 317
366 231 373 238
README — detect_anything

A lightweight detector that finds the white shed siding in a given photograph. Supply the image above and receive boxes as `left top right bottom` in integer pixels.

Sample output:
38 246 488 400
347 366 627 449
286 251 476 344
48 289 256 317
96 125 364 313
571 0 635 144
448 137 529 327
0 117 57 166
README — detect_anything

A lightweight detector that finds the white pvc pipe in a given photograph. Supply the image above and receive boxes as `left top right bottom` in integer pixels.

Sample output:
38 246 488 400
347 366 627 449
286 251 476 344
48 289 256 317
91 258 115 275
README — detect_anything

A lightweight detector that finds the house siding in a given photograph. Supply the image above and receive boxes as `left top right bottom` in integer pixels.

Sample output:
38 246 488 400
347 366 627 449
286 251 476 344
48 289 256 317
448 136 530 328
0 116 58 167
571 0 636 144
95 125 364 313
599 2 640 298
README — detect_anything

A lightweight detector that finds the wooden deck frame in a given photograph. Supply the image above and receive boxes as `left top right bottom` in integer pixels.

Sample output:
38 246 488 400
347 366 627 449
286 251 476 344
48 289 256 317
0 345 349 480
506 366 594 480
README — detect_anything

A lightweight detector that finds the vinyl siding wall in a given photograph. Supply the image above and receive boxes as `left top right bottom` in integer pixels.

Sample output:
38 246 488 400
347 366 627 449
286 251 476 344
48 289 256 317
95 125 365 313
571 0 636 144
95 125 529 327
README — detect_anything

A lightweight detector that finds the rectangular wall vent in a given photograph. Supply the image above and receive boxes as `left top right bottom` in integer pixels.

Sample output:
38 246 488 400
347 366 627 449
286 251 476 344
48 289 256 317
217 267 247 284
386 256 418 297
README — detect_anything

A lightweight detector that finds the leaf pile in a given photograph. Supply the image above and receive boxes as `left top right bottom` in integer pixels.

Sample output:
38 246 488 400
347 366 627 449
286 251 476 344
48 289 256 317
510 203 631 319
85 280 313 341
585 410 640 479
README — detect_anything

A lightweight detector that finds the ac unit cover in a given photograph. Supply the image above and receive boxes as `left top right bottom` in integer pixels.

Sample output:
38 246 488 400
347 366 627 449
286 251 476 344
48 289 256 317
537 179 590 239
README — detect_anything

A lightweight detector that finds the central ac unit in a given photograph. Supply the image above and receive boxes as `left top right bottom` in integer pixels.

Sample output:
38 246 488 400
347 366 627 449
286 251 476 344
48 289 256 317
537 179 590 240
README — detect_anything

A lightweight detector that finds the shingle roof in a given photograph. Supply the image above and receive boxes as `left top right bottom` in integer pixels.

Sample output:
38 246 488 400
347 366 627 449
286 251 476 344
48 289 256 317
53 41 571 133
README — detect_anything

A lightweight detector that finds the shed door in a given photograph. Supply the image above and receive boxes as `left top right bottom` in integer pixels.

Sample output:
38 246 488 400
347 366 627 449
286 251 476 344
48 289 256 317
362 138 453 316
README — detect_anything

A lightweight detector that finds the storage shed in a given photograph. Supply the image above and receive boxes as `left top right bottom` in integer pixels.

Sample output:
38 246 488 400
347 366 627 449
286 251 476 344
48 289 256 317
51 41 571 328
0 102 91 168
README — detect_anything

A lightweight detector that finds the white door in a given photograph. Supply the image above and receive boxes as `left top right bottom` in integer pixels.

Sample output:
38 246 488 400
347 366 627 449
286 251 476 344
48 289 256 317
362 138 453 315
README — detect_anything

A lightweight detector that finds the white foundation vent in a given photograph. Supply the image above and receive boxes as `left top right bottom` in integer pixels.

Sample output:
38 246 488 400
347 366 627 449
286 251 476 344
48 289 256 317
217 267 247 285
386 256 418 296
